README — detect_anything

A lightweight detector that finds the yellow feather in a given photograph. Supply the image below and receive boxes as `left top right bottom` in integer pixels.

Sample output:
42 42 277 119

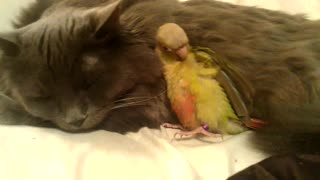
161 51 244 134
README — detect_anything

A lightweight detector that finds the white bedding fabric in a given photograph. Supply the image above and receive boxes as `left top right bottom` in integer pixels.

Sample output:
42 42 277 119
0 0 319 179
0 126 267 180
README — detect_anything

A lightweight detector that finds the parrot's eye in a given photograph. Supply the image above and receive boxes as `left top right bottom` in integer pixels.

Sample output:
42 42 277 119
178 44 187 50
162 46 172 52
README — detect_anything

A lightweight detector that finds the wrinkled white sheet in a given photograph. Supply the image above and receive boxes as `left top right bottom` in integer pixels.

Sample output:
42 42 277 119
0 125 267 180
0 0 319 179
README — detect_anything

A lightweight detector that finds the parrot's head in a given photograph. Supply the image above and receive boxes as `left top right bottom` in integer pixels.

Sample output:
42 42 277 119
155 23 190 63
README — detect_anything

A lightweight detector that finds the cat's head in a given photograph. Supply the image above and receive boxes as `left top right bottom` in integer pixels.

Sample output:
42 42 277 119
0 0 167 132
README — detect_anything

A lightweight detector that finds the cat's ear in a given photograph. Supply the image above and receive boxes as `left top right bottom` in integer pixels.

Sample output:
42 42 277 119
86 0 122 39
0 31 20 57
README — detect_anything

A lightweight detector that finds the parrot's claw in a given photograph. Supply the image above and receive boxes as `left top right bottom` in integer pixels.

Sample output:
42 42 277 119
162 123 224 140
173 126 223 140
162 123 185 130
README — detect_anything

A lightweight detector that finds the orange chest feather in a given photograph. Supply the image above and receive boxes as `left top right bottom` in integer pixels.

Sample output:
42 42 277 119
170 79 200 130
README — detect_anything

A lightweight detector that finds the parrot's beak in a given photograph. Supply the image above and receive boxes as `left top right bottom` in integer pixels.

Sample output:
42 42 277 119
175 45 188 61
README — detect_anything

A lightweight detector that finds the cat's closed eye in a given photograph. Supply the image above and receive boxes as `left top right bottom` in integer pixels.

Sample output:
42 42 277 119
21 84 53 102
29 95 52 102
24 88 49 98
25 93 54 107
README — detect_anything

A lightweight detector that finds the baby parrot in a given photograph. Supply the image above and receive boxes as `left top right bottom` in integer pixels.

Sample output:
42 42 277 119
155 23 249 138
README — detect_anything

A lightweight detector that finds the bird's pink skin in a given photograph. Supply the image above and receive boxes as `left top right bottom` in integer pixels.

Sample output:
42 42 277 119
162 123 223 140
174 126 223 139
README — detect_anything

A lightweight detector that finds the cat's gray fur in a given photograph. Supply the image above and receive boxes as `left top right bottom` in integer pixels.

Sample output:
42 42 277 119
0 0 320 149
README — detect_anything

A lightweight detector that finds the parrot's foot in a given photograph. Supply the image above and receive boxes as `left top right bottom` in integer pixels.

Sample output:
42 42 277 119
174 126 223 140
162 123 184 130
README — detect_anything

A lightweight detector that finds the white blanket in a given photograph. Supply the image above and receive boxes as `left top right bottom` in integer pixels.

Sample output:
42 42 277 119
0 126 267 180
0 0 319 179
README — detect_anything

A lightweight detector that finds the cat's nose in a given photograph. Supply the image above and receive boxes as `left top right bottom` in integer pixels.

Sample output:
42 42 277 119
69 115 87 127
66 107 88 127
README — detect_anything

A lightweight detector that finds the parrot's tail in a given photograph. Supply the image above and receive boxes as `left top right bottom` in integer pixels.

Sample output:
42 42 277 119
250 100 320 154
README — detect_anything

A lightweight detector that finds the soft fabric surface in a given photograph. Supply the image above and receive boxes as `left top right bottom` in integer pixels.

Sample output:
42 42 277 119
0 0 319 179
0 126 268 180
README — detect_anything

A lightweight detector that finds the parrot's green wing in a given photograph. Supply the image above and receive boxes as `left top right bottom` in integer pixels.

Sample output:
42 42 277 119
193 47 255 126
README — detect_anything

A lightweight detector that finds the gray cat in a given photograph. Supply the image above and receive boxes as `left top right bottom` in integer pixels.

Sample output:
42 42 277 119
0 0 320 138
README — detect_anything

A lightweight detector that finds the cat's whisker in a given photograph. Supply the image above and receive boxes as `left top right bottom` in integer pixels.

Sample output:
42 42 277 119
105 89 168 111
110 102 147 110
113 89 167 104
116 99 151 106
113 96 152 103
100 100 145 110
